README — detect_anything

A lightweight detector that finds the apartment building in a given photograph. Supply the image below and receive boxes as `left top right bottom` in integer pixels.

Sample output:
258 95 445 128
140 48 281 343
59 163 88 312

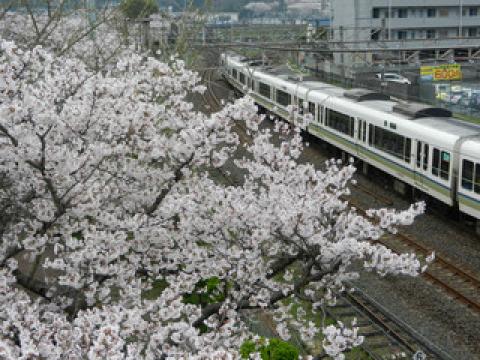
331 0 480 66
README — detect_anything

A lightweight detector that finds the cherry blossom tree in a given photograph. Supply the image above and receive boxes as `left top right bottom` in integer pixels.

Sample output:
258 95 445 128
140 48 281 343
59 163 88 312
0 0 128 72
0 31 432 359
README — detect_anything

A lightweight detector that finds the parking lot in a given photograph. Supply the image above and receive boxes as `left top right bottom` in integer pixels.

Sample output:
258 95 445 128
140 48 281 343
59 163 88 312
430 80 480 121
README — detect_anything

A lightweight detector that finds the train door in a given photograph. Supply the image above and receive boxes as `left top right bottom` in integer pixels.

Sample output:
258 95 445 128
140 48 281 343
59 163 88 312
414 140 429 187
356 118 367 157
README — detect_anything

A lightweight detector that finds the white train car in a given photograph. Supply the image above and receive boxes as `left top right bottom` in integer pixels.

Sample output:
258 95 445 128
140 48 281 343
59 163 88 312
458 139 480 218
220 53 480 221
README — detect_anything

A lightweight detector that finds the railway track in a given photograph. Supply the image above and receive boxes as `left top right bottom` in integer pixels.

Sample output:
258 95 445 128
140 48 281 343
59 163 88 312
349 198 480 317
205 67 480 312
201 66 461 359
322 286 452 360
214 156 451 359
201 68 222 112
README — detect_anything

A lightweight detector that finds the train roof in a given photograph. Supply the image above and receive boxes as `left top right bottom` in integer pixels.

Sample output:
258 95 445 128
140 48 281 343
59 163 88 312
462 138 480 159
223 53 480 147
414 117 480 137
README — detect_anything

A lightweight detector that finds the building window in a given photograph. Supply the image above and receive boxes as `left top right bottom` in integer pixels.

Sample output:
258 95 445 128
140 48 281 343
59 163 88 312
469 28 478 37
426 29 436 39
439 9 449 17
470 7 478 16
326 109 354 137
372 8 380 18
397 31 407 40
438 29 449 38
427 8 436 18
398 8 408 18
259 82 271 99
276 89 291 107
371 29 380 41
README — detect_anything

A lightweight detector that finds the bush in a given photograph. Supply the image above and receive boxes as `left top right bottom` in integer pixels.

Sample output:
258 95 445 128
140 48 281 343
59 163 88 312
120 0 158 19
240 338 299 360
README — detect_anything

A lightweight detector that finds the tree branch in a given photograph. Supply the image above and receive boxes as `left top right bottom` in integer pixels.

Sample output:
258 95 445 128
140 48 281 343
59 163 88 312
145 154 194 216
193 259 343 328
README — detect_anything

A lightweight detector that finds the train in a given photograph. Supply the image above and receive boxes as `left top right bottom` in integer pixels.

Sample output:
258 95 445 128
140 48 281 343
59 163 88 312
220 52 480 224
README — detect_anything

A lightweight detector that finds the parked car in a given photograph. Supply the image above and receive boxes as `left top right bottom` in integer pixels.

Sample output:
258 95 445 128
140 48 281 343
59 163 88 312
375 73 411 85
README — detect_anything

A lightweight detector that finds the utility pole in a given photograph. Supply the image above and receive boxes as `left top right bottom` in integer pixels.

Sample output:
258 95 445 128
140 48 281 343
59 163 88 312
459 0 464 37
388 0 392 40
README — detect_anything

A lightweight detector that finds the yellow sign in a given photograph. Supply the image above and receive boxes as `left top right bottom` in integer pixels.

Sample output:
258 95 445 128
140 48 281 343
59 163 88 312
420 64 462 82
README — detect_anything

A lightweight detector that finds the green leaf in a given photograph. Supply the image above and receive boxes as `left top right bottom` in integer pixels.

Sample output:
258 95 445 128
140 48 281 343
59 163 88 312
142 279 168 300
240 338 299 360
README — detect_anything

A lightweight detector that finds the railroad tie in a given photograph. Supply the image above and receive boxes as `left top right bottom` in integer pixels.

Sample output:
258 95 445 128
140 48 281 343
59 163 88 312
331 308 357 317
359 329 384 337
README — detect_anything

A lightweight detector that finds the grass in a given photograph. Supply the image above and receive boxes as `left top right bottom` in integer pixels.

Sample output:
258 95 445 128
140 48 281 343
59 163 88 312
454 112 480 125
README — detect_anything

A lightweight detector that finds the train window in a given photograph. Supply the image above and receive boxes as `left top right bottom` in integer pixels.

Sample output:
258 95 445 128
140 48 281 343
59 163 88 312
462 159 474 191
232 69 237 79
423 144 429 171
405 138 411 163
368 124 374 146
259 82 271 99
276 89 291 107
440 151 450 180
239 73 245 85
370 125 411 162
416 142 422 168
475 164 480 194
358 119 367 142
432 148 450 180
298 99 304 115
326 109 354 137
308 102 315 116
319 106 324 123
416 142 429 170
432 149 440 176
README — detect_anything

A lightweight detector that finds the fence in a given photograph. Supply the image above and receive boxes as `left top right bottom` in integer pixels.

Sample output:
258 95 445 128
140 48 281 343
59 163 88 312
305 65 480 123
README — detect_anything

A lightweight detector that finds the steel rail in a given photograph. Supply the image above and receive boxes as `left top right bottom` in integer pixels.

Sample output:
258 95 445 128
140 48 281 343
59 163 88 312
350 199 480 315
344 285 454 360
